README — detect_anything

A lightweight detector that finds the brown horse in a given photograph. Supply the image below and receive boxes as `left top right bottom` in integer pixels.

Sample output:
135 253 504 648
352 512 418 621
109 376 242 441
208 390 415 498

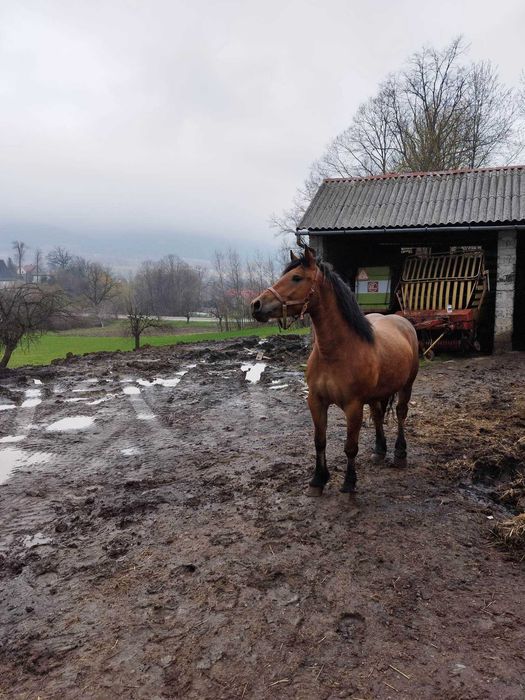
251 246 419 495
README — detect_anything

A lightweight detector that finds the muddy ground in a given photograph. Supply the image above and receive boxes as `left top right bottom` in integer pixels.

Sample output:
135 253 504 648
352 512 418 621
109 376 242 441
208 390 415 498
0 337 524 700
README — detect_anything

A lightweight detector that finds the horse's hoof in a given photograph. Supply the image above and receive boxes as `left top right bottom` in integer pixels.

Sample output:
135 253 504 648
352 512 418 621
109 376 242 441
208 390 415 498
371 452 386 464
393 455 407 468
308 485 324 497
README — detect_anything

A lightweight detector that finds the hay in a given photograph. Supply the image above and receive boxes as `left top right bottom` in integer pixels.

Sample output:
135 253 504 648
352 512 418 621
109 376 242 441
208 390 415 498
492 513 525 558
498 475 525 510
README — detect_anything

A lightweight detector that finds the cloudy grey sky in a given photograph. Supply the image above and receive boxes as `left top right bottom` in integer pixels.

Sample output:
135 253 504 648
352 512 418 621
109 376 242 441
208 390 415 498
1 0 524 267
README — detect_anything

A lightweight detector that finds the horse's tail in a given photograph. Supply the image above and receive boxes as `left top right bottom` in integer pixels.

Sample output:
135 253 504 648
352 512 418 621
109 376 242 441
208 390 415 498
385 393 397 421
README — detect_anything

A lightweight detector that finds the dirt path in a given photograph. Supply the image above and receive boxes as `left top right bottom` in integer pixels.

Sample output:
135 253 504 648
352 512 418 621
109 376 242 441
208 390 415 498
0 338 524 699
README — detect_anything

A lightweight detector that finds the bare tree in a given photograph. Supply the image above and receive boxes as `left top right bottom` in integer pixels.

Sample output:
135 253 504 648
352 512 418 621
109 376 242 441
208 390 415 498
273 37 522 235
209 251 230 331
47 246 73 270
131 255 205 319
82 263 119 325
33 249 44 281
0 283 67 367
226 249 246 328
125 293 161 350
464 62 520 167
11 241 27 277
51 255 89 299
179 264 205 322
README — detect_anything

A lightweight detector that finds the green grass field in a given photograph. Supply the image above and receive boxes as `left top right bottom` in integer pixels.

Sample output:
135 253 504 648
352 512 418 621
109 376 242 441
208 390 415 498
57 319 217 336
9 326 310 368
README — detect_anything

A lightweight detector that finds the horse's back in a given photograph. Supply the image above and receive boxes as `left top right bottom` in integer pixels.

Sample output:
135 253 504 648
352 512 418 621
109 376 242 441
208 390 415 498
367 313 419 386
368 313 418 347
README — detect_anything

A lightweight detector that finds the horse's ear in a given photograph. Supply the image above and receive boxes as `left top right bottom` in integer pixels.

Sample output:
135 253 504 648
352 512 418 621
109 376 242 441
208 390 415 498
304 245 317 266
290 250 299 262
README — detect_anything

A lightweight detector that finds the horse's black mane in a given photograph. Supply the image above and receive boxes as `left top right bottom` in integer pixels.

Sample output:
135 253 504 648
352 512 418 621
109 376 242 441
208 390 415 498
283 256 374 344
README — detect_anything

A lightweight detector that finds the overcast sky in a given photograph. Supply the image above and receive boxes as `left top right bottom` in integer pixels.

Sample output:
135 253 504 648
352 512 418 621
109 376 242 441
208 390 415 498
1 0 524 267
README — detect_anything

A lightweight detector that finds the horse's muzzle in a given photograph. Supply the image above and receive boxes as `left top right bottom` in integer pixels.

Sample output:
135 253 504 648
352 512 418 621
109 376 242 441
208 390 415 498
251 298 268 322
251 294 277 322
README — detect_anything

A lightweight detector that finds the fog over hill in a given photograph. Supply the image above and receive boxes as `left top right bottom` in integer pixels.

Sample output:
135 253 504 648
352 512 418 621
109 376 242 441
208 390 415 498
0 222 278 273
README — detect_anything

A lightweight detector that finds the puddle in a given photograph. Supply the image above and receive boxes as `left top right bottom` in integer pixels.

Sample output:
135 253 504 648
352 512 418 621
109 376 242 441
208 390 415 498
269 384 289 390
121 447 142 456
88 395 116 405
46 416 95 432
33 379 43 385
0 404 16 411
123 386 141 395
23 532 53 548
0 435 26 444
21 387 42 408
137 412 155 421
0 448 52 484
137 374 186 388
241 362 267 384
65 397 89 403
25 389 41 398
21 398 42 408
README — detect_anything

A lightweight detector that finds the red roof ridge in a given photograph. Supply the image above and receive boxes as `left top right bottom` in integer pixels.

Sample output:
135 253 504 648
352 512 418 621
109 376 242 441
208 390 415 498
323 164 525 184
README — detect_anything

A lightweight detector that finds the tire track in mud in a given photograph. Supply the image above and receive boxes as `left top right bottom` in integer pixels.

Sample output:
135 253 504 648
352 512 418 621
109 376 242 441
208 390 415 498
0 375 184 543
0 384 43 443
0 362 212 546
0 358 303 547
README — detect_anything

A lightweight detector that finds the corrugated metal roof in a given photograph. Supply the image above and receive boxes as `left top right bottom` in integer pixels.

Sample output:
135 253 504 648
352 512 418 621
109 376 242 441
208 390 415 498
298 165 525 231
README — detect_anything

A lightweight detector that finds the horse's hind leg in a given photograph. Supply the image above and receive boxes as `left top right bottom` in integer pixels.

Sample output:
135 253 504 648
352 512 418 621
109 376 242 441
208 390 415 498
341 401 364 493
394 385 412 467
370 400 387 462
307 394 329 495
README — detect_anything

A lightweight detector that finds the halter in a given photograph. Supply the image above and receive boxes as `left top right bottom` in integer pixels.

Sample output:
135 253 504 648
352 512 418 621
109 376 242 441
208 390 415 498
266 267 319 330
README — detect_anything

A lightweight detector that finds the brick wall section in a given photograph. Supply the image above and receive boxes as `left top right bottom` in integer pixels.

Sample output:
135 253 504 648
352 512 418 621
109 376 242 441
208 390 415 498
494 230 517 351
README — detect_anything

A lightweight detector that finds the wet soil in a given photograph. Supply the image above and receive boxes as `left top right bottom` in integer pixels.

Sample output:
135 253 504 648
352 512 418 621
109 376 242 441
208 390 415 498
0 337 524 699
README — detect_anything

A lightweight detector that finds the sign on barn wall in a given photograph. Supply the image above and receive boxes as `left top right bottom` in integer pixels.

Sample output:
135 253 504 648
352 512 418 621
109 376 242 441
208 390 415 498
355 267 391 311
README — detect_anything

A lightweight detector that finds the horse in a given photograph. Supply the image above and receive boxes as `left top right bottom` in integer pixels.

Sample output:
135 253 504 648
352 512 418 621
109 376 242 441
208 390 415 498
251 246 419 496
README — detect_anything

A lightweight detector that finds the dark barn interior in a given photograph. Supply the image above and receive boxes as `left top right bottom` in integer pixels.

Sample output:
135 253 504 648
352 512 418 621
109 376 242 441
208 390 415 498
319 231 498 353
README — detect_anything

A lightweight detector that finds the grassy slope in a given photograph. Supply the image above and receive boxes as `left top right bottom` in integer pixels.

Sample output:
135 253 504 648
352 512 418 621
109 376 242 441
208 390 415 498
10 326 310 368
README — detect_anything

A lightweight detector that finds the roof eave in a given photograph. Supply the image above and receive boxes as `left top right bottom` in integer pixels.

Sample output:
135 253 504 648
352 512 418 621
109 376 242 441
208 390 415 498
302 222 525 235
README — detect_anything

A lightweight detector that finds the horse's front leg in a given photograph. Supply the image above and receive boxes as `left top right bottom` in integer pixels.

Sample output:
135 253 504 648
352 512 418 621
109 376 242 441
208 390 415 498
307 393 329 496
341 401 364 493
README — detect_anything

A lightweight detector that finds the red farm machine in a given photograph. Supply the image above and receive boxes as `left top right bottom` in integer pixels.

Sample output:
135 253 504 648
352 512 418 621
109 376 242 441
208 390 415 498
395 251 489 359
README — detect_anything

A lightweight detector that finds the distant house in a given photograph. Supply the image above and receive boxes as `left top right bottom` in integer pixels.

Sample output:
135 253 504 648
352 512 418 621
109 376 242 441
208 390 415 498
299 165 525 351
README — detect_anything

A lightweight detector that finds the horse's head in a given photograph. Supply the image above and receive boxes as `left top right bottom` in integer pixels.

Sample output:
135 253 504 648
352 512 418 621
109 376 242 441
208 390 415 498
251 246 318 323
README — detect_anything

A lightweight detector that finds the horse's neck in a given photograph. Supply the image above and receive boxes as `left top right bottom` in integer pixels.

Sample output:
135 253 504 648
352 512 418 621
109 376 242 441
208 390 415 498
309 282 361 359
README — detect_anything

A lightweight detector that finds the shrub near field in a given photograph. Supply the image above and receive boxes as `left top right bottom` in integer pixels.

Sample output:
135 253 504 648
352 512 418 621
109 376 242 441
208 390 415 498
9 326 310 368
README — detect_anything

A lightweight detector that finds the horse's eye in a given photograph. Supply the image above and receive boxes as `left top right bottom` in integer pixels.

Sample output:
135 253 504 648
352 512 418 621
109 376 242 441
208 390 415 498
292 275 303 282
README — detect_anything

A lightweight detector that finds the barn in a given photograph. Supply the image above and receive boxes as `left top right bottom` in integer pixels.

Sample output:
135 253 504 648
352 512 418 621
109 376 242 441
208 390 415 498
298 165 525 353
